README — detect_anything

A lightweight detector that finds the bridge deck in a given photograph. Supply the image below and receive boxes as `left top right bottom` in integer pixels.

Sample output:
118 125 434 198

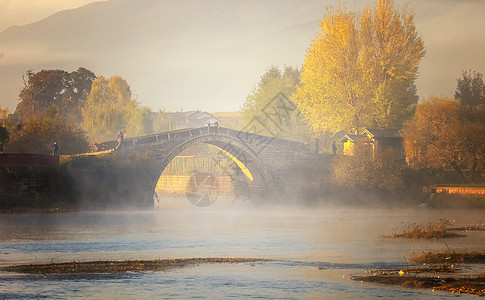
95 127 307 152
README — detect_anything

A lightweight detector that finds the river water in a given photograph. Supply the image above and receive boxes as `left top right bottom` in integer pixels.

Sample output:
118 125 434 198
1 198 484 299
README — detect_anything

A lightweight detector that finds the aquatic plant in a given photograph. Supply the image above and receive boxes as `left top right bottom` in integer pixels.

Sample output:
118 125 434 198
383 219 464 239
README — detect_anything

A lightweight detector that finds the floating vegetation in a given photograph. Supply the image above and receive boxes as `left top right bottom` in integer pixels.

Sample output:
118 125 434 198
0 258 271 274
383 219 465 239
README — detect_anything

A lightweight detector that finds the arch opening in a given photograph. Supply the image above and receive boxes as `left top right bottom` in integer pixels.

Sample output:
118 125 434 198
151 134 274 207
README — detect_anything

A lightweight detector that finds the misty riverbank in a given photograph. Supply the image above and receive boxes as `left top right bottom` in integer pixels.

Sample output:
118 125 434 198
2 152 485 212
2 207 484 299
3 256 484 297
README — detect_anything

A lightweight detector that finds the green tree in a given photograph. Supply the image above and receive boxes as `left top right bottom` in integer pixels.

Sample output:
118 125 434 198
455 70 485 108
293 0 425 134
61 67 97 123
81 75 150 141
153 109 176 133
6 106 89 155
241 65 309 142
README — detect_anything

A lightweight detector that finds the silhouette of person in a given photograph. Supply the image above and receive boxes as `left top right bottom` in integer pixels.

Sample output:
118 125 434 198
314 138 320 154
332 141 337 155
52 141 59 156
116 131 124 150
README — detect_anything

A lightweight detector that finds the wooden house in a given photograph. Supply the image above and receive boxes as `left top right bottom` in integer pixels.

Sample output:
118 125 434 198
339 128 404 158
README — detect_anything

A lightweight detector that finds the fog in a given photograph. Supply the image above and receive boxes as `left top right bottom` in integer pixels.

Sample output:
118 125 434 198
2 204 485 268
1 0 485 113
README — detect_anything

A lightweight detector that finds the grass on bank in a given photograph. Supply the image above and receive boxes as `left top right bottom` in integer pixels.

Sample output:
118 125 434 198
352 250 485 297
353 273 485 297
410 251 485 264
383 219 465 239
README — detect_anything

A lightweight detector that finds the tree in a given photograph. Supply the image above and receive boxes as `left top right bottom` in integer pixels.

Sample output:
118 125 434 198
332 145 405 193
153 109 176 133
293 0 425 134
0 105 9 126
81 75 150 141
16 68 96 123
61 67 97 123
6 106 89 155
461 106 485 181
17 69 69 120
0 125 8 153
403 96 485 183
455 70 485 108
241 65 309 142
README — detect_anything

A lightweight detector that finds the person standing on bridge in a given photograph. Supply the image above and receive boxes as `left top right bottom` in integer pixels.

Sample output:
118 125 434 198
115 130 124 150
52 141 59 156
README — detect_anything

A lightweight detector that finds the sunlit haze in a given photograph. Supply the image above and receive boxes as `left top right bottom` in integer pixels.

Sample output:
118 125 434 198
0 0 484 113
0 0 103 32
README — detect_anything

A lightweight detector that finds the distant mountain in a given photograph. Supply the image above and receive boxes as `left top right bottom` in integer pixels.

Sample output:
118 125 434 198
0 0 484 113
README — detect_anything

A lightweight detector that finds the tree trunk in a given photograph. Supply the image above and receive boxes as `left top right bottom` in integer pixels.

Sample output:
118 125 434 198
470 156 478 183
451 161 468 184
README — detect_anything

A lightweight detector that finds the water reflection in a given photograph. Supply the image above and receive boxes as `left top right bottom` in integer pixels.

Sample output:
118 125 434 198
1 205 484 298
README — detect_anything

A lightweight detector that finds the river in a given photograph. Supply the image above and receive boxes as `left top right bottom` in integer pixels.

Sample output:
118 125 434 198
1 198 484 299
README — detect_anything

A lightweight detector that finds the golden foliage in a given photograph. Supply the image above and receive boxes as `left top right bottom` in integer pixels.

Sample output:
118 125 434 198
403 96 485 182
81 75 149 141
293 0 425 134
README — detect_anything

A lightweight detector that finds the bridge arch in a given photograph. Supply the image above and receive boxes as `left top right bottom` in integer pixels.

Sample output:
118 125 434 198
151 133 276 200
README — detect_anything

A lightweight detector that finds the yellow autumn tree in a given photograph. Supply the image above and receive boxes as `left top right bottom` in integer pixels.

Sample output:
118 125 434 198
293 0 425 134
81 75 149 141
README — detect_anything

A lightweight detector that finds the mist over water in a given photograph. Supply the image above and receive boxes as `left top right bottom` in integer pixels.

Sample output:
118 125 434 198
1 199 484 298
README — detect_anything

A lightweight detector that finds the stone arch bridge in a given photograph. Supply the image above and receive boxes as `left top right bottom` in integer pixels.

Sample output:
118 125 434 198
94 127 313 207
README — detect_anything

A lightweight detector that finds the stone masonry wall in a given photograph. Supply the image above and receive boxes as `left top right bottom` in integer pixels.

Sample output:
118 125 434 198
156 174 234 198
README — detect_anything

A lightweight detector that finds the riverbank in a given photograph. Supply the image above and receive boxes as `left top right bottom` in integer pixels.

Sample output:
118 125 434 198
352 269 485 296
1 258 270 274
351 251 485 297
4 255 485 297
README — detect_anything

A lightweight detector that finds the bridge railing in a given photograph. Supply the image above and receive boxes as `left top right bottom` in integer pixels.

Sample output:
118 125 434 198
221 127 308 152
96 127 308 153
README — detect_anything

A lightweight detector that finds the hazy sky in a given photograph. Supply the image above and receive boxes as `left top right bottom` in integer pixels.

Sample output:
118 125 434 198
0 0 101 32
0 0 484 114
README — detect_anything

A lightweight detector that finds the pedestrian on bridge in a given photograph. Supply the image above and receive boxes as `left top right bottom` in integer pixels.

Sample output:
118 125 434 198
115 130 124 150
52 141 59 156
